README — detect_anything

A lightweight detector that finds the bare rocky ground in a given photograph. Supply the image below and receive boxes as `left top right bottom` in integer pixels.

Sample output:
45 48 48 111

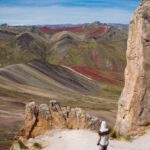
27 129 150 150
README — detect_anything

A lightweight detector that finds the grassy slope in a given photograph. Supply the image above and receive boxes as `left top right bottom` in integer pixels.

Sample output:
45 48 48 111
48 40 127 72
0 25 127 72
0 61 123 106
0 36 35 67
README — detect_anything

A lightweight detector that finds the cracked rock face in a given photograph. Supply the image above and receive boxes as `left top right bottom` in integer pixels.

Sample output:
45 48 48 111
16 100 101 140
115 0 150 136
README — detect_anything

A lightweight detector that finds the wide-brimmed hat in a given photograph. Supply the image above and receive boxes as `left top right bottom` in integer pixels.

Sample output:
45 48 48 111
99 121 109 132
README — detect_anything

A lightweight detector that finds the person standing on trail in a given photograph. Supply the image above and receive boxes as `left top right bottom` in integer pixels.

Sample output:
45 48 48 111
97 121 110 150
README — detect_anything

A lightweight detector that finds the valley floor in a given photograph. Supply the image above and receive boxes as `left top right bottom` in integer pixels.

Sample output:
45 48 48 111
27 129 150 150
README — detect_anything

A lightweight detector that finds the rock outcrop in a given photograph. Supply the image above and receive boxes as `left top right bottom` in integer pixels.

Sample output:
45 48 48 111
15 100 101 140
115 0 150 136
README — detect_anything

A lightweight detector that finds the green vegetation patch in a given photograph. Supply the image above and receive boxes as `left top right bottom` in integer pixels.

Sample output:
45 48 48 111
110 128 131 141
18 140 28 149
0 41 35 67
33 142 42 149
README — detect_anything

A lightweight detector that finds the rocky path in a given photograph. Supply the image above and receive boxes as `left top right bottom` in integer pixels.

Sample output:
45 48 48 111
27 129 150 150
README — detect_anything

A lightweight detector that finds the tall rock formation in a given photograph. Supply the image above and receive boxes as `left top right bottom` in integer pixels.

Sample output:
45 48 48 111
115 0 150 136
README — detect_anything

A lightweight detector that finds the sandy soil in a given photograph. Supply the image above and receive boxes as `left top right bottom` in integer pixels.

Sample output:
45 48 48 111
27 129 150 150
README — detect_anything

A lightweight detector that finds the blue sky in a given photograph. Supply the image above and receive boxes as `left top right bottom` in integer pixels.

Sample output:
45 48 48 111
0 0 141 25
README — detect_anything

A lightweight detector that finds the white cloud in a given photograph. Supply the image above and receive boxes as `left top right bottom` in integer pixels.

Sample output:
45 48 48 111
0 6 133 25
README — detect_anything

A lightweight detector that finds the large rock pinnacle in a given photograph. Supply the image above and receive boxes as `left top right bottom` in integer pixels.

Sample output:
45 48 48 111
115 0 150 136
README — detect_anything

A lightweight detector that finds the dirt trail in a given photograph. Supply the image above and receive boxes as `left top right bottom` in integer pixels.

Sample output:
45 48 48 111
27 129 150 150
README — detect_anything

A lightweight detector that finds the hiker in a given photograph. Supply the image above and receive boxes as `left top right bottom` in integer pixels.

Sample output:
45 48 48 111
97 121 110 150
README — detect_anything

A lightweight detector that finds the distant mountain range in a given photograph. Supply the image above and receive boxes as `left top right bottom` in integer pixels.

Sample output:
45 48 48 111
0 21 128 71
0 21 128 29
0 20 127 102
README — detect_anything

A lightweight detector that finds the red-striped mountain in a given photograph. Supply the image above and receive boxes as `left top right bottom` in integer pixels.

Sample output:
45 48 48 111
0 22 127 71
